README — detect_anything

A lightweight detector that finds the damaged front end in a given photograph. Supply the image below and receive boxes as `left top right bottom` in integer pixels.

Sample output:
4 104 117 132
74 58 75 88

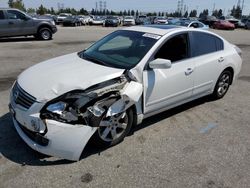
38 71 142 160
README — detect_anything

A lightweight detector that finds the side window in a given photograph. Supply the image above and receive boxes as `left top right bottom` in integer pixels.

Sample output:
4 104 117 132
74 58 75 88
191 32 224 57
198 23 204 28
215 37 224 51
7 10 26 20
0 10 5 19
155 33 189 62
190 23 199 28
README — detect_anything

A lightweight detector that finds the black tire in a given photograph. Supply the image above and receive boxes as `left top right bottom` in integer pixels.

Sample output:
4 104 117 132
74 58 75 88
38 27 52 40
33 34 39 39
212 70 232 99
91 108 133 148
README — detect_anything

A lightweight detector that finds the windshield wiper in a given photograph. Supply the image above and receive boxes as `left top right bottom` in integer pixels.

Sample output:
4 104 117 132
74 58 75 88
80 52 107 66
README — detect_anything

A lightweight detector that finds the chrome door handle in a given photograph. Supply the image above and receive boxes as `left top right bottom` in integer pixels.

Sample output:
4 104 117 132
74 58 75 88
185 68 193 76
218 57 224 63
8 21 14 25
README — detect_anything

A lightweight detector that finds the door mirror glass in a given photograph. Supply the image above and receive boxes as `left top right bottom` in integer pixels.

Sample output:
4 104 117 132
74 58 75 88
23 16 30 21
149 58 172 69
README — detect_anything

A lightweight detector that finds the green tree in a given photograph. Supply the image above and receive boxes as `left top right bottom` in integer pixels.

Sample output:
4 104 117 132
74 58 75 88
128 10 131 16
231 5 242 18
189 10 197 17
79 8 88 15
135 10 139 17
110 10 116 15
27 8 35 14
8 0 14 7
212 9 219 17
36 4 47 15
131 10 135 16
91 8 96 15
9 0 26 11
184 11 188 18
123 10 127 16
218 9 223 18
199 9 209 18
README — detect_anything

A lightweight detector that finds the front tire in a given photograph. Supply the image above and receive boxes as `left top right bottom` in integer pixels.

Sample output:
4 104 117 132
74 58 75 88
91 108 133 148
212 70 232 99
38 27 52 40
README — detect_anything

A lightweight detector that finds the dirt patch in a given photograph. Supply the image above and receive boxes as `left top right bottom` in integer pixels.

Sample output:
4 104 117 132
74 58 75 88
236 44 250 49
183 145 195 153
239 76 250 82
137 135 146 144
0 77 16 91
81 173 93 183
55 40 95 46
0 70 24 91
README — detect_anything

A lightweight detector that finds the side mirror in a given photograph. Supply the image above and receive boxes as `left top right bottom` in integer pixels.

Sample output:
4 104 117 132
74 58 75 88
149 58 172 69
24 16 31 21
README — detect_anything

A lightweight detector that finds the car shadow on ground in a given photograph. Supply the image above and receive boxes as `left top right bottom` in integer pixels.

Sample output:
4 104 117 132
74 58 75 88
0 37 37 43
0 96 213 166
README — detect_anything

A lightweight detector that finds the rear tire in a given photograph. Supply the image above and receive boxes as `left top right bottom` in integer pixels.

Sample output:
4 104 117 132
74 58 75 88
38 27 52 40
212 70 232 99
91 108 133 148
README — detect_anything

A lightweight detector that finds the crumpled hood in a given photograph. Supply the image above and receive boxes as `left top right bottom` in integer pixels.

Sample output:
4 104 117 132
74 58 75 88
17 53 124 102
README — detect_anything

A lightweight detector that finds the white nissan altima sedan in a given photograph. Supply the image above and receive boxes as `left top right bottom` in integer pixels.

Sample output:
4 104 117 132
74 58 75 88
9 25 242 161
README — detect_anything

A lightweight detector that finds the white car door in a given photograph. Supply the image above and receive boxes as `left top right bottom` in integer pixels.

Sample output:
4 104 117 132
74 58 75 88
190 31 224 97
143 33 195 115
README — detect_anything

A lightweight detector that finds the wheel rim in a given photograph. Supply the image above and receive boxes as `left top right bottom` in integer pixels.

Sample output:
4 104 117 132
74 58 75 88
98 112 128 142
41 30 50 40
217 73 230 96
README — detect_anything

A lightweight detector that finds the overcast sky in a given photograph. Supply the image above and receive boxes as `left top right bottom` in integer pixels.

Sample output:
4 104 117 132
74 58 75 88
0 0 249 15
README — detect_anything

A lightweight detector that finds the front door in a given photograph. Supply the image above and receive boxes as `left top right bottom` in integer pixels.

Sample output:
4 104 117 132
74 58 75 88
0 10 9 37
6 9 34 36
143 33 195 114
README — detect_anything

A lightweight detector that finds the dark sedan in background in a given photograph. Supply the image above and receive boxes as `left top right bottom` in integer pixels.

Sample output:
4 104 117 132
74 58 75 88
104 16 119 27
63 16 82 27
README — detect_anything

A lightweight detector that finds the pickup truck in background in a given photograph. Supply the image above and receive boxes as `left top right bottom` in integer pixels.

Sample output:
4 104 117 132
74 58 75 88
0 8 57 40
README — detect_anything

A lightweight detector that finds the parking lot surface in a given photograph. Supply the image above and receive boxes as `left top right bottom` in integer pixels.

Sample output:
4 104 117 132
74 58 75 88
0 26 250 188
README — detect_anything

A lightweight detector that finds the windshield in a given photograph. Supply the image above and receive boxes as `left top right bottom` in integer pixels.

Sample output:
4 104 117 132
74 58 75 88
174 21 190 26
78 30 160 69
59 14 68 17
125 16 133 19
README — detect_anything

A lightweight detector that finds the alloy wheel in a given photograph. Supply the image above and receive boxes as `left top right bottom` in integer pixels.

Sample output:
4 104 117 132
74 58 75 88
98 112 128 142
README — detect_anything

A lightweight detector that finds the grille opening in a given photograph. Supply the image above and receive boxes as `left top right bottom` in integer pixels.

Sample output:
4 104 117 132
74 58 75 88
12 82 37 109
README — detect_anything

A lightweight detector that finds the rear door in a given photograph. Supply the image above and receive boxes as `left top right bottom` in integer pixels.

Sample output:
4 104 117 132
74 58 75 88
190 31 225 97
6 9 34 36
0 10 9 37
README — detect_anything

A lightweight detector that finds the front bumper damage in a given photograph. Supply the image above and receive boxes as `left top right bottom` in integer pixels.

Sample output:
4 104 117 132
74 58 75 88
9 71 143 161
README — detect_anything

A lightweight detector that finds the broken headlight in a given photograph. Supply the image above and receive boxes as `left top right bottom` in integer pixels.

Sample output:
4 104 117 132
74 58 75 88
42 100 79 124
46 101 67 115
40 91 98 124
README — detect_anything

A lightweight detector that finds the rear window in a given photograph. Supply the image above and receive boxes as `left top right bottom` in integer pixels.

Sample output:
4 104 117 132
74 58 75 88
191 32 224 57
0 10 5 19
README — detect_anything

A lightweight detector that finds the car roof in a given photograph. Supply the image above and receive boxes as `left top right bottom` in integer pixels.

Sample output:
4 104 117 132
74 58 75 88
123 25 221 38
0 8 19 10
123 25 185 36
